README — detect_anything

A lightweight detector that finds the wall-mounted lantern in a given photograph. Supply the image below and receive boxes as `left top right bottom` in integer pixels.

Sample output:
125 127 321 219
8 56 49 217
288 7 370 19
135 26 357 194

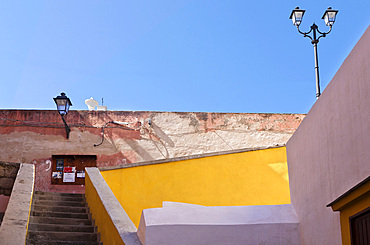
53 92 72 139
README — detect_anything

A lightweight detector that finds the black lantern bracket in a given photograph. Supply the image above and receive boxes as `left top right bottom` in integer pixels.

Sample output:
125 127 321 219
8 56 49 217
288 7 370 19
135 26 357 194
60 114 71 139
53 92 73 139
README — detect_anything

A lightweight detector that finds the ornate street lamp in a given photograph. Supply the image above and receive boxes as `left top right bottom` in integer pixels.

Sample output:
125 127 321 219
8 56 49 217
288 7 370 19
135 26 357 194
290 7 338 99
53 92 72 139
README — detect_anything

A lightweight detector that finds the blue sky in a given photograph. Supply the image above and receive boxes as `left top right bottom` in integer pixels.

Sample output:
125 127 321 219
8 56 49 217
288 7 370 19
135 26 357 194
0 1 368 113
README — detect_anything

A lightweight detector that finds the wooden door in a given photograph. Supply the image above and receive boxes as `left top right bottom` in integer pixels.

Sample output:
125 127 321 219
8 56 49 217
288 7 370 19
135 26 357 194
350 208 370 245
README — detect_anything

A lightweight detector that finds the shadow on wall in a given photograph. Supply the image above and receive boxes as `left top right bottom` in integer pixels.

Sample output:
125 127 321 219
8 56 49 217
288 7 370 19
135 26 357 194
124 121 176 161
151 122 175 147
123 139 155 162
92 116 177 164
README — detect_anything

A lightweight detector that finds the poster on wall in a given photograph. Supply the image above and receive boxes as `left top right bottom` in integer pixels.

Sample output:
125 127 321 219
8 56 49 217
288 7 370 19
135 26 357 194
52 172 62 179
77 171 85 178
63 173 75 182
56 159 64 171
64 167 72 173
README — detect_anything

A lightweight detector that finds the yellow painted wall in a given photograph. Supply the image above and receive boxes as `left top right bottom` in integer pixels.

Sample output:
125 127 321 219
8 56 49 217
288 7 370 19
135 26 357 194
85 174 125 245
101 147 291 227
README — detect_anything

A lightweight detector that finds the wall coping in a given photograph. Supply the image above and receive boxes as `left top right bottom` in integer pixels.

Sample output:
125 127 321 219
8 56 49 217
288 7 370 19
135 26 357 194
99 145 286 171
0 163 35 245
85 167 142 245
0 109 306 115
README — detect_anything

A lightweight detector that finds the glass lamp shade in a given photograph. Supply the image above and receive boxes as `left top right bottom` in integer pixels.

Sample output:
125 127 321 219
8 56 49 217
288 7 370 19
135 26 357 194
290 7 305 26
322 7 338 26
54 92 72 115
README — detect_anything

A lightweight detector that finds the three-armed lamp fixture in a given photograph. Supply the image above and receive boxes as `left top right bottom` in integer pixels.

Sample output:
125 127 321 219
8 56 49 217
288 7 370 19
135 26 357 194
53 92 73 139
290 7 338 99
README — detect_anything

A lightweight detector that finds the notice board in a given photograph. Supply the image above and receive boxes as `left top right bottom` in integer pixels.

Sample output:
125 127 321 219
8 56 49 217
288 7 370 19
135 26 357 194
51 155 97 185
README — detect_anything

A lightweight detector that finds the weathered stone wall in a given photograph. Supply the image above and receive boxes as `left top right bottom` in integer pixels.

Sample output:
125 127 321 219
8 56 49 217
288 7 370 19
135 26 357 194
0 161 20 222
0 161 20 196
0 110 304 191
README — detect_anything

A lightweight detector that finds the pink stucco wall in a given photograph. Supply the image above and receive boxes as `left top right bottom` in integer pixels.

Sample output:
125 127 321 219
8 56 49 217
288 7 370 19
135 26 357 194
286 25 370 245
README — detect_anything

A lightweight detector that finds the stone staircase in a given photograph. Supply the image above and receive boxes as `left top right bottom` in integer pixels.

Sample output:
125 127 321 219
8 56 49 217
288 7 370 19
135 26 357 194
26 191 102 245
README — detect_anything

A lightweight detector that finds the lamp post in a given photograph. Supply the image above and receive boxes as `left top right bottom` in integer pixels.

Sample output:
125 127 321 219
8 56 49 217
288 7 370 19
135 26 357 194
290 7 338 99
53 92 73 139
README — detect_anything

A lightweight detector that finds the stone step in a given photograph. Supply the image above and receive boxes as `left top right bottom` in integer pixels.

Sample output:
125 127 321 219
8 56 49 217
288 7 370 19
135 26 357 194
33 204 89 213
26 240 103 245
27 231 100 242
28 223 96 233
29 216 93 226
27 192 101 245
34 195 86 202
33 199 87 207
31 211 90 219
35 191 85 198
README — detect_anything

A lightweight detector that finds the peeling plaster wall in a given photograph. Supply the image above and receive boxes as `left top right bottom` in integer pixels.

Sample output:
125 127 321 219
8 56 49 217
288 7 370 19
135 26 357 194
0 110 304 191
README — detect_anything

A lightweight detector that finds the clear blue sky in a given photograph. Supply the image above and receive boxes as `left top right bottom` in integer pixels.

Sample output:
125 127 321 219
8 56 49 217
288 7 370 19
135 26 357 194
0 1 368 113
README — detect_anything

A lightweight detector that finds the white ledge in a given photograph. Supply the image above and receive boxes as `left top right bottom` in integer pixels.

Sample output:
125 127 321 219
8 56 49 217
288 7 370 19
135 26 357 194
138 204 300 245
